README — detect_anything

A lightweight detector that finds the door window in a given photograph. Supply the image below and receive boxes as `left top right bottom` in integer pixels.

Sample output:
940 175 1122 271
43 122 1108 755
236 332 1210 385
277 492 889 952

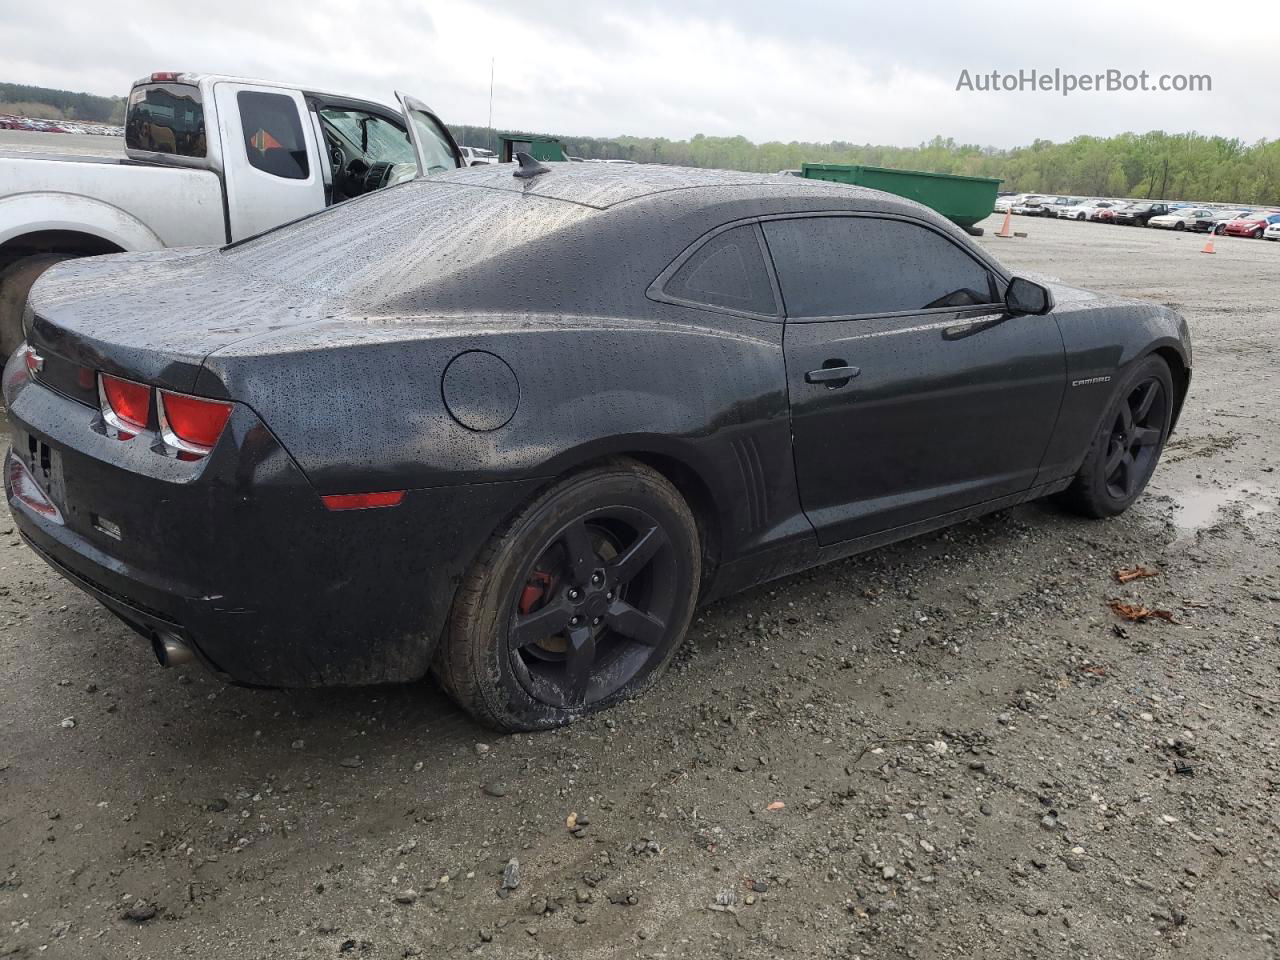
763 216 998 318
404 107 462 175
658 224 777 317
237 91 309 180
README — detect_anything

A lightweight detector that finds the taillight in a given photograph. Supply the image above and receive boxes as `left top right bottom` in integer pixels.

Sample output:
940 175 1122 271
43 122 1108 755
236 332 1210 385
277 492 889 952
150 71 182 82
99 374 150 438
321 491 405 511
158 390 233 460
22 345 44 376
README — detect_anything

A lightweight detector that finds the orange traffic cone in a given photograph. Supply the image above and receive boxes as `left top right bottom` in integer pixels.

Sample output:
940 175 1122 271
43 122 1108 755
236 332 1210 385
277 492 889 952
1201 238 1215 254
996 210 1013 238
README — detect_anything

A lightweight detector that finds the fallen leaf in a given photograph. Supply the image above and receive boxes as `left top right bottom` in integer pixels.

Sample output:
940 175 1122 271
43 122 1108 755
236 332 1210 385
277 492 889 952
1114 564 1160 584
1108 601 1178 624
766 801 785 812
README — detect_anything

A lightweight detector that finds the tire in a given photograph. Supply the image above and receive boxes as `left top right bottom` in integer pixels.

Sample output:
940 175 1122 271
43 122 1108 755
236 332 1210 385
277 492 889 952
435 459 701 731
0 254 72 359
1214 224 1226 236
1060 355 1174 519
1174 221 1185 231
1252 228 1264 239
966 226 984 237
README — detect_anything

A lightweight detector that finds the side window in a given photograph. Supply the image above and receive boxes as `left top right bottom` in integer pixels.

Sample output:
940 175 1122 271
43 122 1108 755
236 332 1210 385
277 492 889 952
660 224 777 316
237 91 309 180
763 216 997 318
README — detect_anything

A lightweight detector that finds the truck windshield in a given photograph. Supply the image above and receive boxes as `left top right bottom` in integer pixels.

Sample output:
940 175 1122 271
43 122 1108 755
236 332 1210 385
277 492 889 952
321 110 416 166
125 83 206 157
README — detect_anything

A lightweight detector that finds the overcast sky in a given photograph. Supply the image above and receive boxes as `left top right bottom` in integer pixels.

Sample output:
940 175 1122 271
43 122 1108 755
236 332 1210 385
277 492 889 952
3 0 1276 147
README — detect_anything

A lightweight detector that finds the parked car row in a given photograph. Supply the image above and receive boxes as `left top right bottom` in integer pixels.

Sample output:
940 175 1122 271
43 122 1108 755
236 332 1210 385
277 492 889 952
0 114 123 136
996 192 1280 239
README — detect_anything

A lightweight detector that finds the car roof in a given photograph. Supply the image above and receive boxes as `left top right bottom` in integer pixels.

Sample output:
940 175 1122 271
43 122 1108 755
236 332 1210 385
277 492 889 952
427 162 897 212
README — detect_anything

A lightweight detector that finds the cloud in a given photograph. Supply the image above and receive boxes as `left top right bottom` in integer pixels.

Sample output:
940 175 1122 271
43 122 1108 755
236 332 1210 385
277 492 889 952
2 0 1275 146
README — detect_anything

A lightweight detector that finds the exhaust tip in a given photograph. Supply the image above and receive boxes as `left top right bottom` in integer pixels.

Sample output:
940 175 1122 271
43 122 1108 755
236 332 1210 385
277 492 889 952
152 632 195 667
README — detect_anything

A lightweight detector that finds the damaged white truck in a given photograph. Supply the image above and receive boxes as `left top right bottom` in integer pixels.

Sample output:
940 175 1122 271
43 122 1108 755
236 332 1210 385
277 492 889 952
0 71 463 357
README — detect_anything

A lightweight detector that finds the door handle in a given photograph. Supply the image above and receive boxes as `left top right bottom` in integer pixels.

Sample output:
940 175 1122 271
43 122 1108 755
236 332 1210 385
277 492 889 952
805 363 861 387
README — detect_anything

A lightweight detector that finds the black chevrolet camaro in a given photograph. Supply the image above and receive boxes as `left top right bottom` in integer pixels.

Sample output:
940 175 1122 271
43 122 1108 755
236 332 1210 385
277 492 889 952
4 162 1191 730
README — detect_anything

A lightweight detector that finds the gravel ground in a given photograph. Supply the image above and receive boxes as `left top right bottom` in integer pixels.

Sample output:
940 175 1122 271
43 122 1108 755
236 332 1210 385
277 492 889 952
1 212 1278 959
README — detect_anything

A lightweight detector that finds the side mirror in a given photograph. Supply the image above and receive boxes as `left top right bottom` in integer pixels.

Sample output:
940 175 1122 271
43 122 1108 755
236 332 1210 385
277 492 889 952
1005 276 1054 316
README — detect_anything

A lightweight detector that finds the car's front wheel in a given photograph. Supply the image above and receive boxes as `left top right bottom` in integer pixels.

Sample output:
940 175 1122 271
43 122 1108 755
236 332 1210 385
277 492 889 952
435 459 700 730
1061 356 1174 518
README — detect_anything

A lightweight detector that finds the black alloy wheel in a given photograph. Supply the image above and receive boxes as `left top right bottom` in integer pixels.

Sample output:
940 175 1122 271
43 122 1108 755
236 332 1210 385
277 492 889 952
435 459 700 730
507 508 679 709
1061 355 1174 518
1102 377 1168 501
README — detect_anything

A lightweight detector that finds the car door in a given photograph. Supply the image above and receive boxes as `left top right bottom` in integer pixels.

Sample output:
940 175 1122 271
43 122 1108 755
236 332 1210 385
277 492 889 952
213 82 325 241
395 92 463 177
764 213 1066 546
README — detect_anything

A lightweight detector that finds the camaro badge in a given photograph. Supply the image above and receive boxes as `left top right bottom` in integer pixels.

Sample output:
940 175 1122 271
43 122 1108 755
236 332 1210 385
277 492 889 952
1072 375 1111 387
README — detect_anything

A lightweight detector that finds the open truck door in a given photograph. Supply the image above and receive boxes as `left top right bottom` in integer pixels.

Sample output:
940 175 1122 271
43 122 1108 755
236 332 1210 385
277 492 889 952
394 92 463 177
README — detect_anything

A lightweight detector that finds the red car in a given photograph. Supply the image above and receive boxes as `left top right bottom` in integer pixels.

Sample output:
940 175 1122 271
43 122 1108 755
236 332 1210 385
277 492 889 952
1096 208 1118 223
1222 212 1280 238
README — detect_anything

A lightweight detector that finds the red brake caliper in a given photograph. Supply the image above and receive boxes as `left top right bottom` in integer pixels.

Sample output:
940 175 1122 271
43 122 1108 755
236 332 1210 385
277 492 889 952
518 571 555 615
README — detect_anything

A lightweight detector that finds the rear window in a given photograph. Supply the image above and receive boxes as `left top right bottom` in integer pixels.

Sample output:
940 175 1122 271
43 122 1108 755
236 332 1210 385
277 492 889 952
237 91 309 180
221 180 594 296
125 83 206 157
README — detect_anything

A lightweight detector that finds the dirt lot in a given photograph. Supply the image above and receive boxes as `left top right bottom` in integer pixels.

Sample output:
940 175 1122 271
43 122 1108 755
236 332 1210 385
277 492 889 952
1 213 1278 959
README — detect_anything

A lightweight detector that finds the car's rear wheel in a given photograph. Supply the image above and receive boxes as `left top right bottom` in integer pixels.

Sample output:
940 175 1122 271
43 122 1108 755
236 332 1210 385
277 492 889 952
435 459 700 731
1060 355 1173 518
1174 221 1185 231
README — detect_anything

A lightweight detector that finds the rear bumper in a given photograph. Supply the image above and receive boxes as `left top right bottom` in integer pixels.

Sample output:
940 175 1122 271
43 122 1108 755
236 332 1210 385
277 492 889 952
4 356 542 687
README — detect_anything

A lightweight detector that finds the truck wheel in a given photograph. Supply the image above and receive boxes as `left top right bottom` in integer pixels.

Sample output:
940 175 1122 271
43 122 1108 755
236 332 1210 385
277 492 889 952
0 254 72 359
965 226 984 237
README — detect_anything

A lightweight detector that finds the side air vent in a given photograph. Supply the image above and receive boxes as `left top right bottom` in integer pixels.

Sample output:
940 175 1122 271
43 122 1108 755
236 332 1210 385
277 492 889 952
731 435 770 533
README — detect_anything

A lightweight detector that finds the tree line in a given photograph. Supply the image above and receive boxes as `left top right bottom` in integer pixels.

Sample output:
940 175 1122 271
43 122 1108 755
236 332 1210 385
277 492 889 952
451 125 1280 206
0 82 125 123
5 81 1276 205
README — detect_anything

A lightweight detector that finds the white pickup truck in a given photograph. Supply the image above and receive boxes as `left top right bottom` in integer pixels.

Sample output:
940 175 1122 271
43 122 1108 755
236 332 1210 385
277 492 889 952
0 71 464 357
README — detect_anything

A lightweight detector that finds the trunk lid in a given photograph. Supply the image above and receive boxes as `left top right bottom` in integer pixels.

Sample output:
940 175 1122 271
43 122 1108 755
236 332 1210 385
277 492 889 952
27 248 337 397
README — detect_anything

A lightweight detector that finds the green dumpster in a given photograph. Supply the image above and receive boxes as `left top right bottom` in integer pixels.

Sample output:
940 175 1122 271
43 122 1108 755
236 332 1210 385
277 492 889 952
800 163 1001 235
499 135 567 163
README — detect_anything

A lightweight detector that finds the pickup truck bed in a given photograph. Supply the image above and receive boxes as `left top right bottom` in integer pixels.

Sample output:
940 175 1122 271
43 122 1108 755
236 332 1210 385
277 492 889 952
0 150 226 249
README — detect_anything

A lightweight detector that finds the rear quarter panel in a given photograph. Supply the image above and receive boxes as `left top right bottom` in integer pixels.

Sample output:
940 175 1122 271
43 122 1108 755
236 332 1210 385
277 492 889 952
196 308 809 575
